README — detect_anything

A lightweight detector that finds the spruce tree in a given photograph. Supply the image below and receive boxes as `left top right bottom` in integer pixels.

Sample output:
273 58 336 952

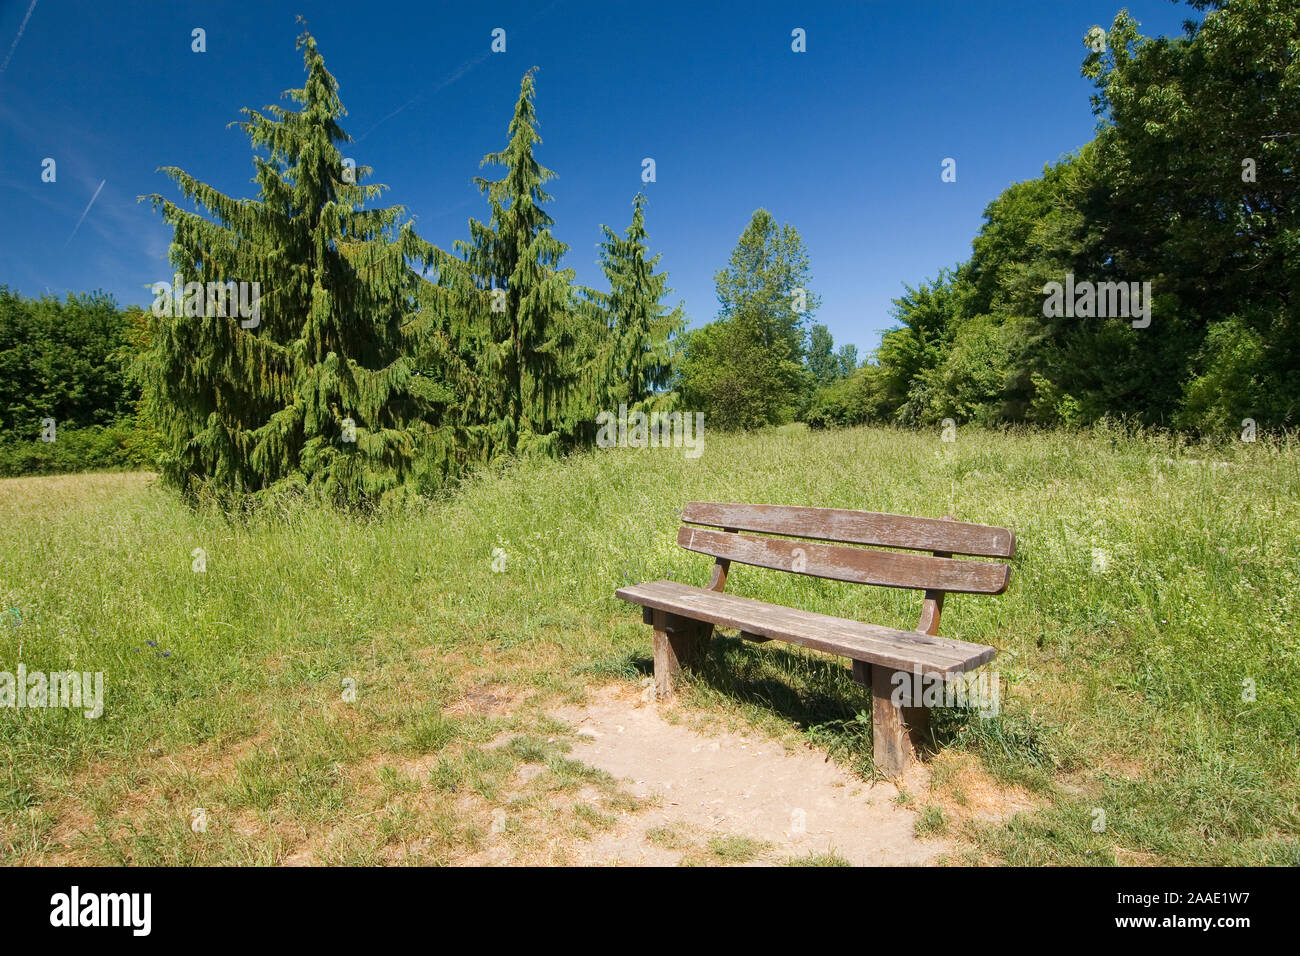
594 193 685 411
453 68 580 456
140 24 442 507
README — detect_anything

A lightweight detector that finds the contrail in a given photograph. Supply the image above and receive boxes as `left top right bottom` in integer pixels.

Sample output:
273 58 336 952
357 50 491 143
0 0 39 74
64 179 105 247
356 0 566 144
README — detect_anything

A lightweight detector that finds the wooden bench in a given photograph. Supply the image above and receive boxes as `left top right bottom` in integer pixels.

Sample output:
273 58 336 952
615 502 1015 775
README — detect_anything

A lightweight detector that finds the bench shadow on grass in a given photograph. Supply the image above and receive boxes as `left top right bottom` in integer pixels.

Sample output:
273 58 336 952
691 632 863 725
584 632 995 779
587 634 865 733
681 633 884 775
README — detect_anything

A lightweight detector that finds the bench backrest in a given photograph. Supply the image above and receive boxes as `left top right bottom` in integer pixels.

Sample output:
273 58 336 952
679 502 1014 596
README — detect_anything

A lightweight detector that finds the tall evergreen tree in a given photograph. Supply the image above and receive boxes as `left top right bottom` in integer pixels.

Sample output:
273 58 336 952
140 24 443 506
594 193 685 411
453 68 580 456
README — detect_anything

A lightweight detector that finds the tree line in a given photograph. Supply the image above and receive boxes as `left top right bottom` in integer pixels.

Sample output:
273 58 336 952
811 0 1298 434
133 25 848 507
0 27 841 494
0 286 156 475
5 1 1293 496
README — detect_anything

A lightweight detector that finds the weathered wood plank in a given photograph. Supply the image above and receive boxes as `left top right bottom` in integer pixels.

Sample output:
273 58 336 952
682 502 1015 558
677 526 1011 595
617 580 997 675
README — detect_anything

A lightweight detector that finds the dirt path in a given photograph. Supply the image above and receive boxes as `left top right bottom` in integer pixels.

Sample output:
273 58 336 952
552 684 949 866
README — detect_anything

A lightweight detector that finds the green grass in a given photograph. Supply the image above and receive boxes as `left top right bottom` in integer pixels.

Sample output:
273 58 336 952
1 423 1298 865
786 851 852 867
644 824 693 852
707 834 769 863
914 805 948 838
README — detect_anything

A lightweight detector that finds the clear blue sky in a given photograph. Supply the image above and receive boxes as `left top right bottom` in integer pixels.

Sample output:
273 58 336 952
0 0 1195 354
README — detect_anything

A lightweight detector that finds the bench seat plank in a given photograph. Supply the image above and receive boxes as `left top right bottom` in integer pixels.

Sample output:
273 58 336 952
616 580 996 676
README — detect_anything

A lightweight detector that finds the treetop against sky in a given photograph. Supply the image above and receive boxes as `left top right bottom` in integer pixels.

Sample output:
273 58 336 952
0 0 1192 353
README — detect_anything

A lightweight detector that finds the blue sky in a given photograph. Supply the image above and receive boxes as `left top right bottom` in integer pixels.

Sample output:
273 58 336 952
0 0 1196 354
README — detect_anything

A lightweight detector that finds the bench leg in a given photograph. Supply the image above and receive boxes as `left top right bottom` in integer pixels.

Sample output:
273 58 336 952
651 610 710 699
853 662 930 776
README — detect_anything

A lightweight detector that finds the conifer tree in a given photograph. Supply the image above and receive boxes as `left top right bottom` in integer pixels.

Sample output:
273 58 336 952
453 68 580 456
140 24 443 507
594 193 685 411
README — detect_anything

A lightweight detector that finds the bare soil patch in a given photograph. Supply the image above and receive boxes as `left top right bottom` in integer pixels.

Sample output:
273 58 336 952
552 683 950 865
